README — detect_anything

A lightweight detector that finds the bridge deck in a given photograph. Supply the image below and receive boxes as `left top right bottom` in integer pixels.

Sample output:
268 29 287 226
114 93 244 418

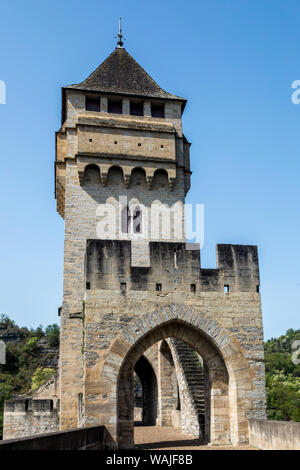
134 426 256 450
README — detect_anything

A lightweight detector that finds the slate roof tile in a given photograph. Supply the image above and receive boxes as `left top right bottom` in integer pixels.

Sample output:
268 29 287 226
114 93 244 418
66 48 185 102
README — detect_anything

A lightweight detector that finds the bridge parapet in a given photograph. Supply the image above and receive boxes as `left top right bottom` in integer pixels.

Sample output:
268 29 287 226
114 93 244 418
3 399 59 440
248 419 300 450
0 425 114 450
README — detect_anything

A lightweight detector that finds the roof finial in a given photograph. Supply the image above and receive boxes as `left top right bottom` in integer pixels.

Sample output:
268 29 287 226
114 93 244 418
116 17 124 48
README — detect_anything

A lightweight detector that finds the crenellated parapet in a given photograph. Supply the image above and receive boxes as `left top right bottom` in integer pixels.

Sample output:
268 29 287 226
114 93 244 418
85 240 260 294
3 399 59 440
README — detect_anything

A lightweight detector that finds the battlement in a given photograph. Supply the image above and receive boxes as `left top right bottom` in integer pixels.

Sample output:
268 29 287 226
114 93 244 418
86 240 260 293
3 399 59 440
5 398 59 413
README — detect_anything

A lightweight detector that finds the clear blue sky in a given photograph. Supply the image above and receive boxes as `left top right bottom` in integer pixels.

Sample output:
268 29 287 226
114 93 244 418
0 0 299 339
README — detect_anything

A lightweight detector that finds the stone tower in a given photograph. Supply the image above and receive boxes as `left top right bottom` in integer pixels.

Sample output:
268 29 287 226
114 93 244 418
55 39 267 449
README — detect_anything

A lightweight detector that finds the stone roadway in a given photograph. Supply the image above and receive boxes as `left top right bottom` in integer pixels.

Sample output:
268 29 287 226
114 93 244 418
134 426 257 450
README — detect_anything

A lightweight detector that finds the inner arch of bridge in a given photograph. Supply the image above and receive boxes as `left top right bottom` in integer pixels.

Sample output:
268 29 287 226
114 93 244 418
99 308 254 450
116 320 231 449
134 355 158 426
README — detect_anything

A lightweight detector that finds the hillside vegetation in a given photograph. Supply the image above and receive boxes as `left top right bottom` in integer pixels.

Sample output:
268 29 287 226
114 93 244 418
0 315 59 438
265 328 300 421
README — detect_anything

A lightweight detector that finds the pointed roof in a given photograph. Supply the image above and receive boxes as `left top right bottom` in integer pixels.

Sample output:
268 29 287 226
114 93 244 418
65 48 186 102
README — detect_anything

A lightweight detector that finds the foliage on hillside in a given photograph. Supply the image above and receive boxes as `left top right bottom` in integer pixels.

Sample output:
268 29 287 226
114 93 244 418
265 328 300 421
31 367 56 391
0 315 59 439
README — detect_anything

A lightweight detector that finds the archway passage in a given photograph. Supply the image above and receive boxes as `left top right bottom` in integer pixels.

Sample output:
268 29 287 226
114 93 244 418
116 319 230 449
134 356 158 426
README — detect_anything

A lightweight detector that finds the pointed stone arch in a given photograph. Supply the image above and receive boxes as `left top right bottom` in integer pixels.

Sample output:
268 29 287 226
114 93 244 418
98 304 254 449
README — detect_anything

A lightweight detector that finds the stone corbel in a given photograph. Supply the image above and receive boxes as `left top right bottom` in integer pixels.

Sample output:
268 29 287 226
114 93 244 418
146 176 153 189
167 169 176 191
145 168 155 190
124 175 131 188
100 170 108 187
121 166 133 188
169 177 176 191
124 172 131 188
99 164 110 187
78 169 85 185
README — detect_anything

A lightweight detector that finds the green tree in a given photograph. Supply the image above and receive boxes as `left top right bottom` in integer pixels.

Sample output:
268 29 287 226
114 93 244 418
44 324 60 348
265 329 300 421
0 316 60 438
31 367 56 391
266 371 300 421
23 336 39 354
0 314 16 329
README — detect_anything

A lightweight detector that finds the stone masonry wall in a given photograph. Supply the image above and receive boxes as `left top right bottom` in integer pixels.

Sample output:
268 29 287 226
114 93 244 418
157 340 178 427
59 162 186 429
248 419 300 450
59 215 267 446
3 400 59 440
79 240 266 445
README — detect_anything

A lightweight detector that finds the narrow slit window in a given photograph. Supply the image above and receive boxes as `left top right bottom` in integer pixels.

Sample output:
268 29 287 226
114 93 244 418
78 393 83 427
224 285 229 293
121 282 127 293
86 282 90 290
256 285 260 293
86 96 100 112
173 249 178 269
156 283 162 292
191 284 196 293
